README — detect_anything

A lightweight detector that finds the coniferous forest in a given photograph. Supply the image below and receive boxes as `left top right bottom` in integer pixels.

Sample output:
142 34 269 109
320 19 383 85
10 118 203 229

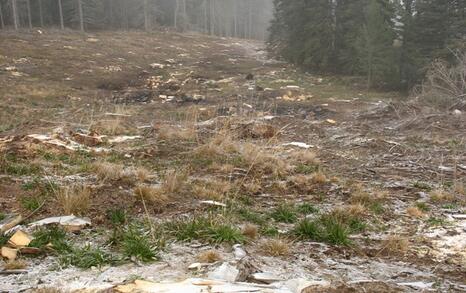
268 0 466 90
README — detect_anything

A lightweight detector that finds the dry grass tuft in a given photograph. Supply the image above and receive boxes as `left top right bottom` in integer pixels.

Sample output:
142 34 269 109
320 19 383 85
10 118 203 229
242 180 262 194
240 143 289 177
344 203 367 217
194 131 238 158
430 189 455 202
406 206 425 218
198 250 222 263
290 150 320 165
92 161 124 182
162 169 189 194
242 224 259 239
56 185 91 215
134 167 151 182
91 119 127 135
260 238 291 257
288 174 314 192
3 260 27 270
192 178 232 200
157 124 197 141
134 184 169 206
454 182 465 195
209 163 235 174
379 235 410 255
311 171 327 184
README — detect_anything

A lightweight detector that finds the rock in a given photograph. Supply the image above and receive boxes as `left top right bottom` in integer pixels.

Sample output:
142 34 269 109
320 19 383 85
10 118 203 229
282 142 314 149
232 244 247 261
397 281 434 290
207 262 239 282
285 279 331 293
199 200 227 207
188 262 204 270
108 136 142 144
8 230 32 248
115 278 291 293
453 109 462 116
245 73 254 80
29 215 91 232
251 272 282 284
326 119 337 125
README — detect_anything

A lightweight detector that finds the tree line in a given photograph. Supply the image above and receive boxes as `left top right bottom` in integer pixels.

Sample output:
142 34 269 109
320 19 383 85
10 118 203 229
268 0 466 90
0 0 273 40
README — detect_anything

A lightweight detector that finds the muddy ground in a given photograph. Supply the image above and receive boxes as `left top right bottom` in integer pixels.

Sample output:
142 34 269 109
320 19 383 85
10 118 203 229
0 30 465 292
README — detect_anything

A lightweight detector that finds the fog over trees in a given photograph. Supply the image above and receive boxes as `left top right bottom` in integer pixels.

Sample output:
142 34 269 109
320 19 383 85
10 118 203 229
268 0 466 89
0 0 274 40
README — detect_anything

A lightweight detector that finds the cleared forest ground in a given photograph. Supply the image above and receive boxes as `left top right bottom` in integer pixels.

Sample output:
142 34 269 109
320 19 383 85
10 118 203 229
0 30 465 292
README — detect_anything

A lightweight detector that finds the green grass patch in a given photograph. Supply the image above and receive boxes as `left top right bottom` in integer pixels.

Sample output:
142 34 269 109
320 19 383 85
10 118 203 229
297 203 319 214
235 207 266 225
295 164 319 174
164 217 212 242
415 202 430 212
413 181 432 191
207 224 245 244
20 196 41 211
261 225 280 237
0 212 5 221
107 209 127 226
369 202 385 214
427 217 448 227
29 226 72 253
122 227 158 262
293 211 365 246
60 245 115 269
270 204 298 223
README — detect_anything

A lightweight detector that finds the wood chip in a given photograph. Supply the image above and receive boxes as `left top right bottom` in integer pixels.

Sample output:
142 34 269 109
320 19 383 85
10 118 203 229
8 230 32 248
1 247 18 260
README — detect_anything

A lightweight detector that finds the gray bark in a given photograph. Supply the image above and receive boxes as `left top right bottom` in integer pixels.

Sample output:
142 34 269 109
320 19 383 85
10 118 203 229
38 0 44 27
58 0 64 29
27 0 32 29
144 0 150 31
0 1 4 29
77 0 84 31
12 0 18 30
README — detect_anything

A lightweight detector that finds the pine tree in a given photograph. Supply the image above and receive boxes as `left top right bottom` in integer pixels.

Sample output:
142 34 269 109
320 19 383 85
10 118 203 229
268 0 335 71
356 0 398 88
412 0 451 61
335 0 366 74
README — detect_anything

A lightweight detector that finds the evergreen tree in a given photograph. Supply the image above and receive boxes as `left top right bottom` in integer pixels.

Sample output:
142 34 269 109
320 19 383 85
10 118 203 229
356 0 398 88
335 0 366 74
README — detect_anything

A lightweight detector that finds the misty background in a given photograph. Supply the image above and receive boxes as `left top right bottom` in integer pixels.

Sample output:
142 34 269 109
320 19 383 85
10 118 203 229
0 0 274 40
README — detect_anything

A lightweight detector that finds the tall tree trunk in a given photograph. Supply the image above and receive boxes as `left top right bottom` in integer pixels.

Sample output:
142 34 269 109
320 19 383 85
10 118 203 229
144 0 150 31
12 0 18 30
203 0 207 33
248 0 252 38
0 1 4 29
27 0 32 29
209 0 214 35
77 0 84 32
38 0 44 27
58 0 64 29
174 0 179 29
233 0 238 37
